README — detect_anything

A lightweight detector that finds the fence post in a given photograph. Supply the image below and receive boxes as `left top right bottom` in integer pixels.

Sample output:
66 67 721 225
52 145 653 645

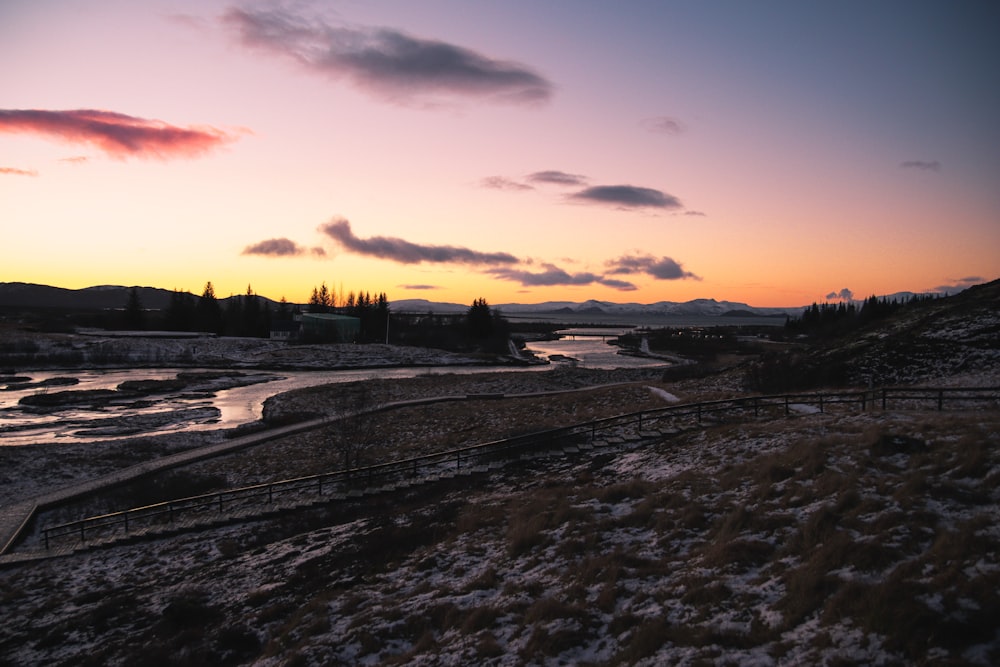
44 528 49 551
638 413 643 432
124 511 129 535
318 475 323 496
819 395 824 413
219 493 224 514
697 404 702 424
456 450 461 471
80 522 86 544
784 396 789 416
268 484 273 505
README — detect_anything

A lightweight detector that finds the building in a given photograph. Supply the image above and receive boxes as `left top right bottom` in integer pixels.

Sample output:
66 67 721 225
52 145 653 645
299 313 361 343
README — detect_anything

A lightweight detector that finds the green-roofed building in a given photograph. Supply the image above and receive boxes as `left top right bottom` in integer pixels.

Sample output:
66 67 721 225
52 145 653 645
300 313 361 343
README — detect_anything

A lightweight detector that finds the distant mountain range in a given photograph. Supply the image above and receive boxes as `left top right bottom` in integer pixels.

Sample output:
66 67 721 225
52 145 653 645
392 298 800 318
1 282 967 320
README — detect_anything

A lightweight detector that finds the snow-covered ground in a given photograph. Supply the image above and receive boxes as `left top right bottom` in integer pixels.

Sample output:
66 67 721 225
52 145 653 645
2 400 997 666
0 330 515 370
1 292 998 665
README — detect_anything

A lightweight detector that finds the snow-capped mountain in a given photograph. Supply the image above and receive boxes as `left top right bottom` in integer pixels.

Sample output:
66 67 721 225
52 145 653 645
392 297 800 318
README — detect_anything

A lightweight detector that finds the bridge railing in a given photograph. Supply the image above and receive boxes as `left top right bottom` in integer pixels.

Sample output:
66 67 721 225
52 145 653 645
40 385 999 550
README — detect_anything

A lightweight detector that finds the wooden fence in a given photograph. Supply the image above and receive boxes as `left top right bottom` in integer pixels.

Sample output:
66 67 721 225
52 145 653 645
40 386 999 550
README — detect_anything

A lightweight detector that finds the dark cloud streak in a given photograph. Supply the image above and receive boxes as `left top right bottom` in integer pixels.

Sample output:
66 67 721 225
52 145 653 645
480 176 533 191
640 116 685 135
570 185 682 210
487 264 637 290
606 254 699 281
527 170 587 186
242 238 326 257
0 109 238 159
899 160 941 171
223 8 553 106
320 218 519 265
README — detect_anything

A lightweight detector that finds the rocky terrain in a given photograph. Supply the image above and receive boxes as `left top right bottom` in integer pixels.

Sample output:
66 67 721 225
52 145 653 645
0 283 998 666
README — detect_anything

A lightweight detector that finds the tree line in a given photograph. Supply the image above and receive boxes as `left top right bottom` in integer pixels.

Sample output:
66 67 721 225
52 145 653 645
123 282 510 351
140 282 280 337
784 293 941 338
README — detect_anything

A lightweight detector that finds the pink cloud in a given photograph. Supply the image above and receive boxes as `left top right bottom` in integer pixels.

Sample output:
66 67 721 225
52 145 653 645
0 166 38 176
0 109 241 160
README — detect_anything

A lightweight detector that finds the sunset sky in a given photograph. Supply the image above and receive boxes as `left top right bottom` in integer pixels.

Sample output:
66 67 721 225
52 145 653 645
2 1 998 308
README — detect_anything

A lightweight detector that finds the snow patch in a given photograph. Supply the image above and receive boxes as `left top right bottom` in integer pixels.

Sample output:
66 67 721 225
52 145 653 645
647 386 681 403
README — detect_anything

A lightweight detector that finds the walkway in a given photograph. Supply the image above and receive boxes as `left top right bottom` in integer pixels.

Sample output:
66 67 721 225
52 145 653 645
0 382 637 558
3 385 995 563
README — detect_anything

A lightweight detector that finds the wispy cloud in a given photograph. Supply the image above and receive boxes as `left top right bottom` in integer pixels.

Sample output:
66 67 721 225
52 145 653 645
570 185 683 210
223 7 553 107
0 109 240 159
487 263 637 290
165 12 207 32
480 176 533 191
640 116 685 135
59 156 89 164
0 166 38 177
899 160 941 172
606 254 700 280
399 284 440 290
527 170 587 186
242 238 326 257
320 218 519 265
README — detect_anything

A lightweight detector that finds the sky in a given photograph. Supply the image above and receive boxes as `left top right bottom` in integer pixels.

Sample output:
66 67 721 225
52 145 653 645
2 0 998 308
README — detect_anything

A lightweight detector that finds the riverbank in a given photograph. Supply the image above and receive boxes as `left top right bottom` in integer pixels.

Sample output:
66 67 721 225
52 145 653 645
0 365 680 509
0 330 528 372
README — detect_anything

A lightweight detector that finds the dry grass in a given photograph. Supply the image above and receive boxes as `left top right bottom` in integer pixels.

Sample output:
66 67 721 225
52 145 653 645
4 373 999 666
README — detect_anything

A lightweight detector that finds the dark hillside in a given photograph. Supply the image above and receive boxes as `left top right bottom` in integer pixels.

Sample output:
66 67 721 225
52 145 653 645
0 282 176 311
746 279 1000 391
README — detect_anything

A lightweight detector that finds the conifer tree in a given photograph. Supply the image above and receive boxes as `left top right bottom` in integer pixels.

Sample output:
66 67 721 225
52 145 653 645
124 287 145 330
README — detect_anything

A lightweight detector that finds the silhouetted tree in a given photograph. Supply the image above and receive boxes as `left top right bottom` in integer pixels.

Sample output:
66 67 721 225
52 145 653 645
123 287 145 330
308 282 333 313
165 289 196 331
467 298 494 340
196 281 223 334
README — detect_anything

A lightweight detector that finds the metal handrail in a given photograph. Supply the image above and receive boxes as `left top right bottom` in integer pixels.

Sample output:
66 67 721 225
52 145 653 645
40 385 1000 549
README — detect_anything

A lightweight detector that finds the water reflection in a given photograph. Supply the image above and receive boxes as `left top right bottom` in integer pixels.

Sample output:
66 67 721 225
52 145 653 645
524 330 668 370
0 336 665 445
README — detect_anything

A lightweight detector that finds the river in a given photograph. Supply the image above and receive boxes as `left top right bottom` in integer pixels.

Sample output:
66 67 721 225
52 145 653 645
0 335 667 446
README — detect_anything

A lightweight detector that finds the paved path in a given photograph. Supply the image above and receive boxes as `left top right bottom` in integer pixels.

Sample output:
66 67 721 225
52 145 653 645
0 416 332 555
0 383 636 556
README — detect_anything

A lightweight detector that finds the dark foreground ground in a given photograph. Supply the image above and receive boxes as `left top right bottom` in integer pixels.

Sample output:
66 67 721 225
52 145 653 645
1 356 998 666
